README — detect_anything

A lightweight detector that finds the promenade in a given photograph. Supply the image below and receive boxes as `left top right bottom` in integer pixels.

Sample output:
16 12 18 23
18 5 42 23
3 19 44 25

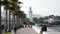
11 25 60 34
11 27 37 34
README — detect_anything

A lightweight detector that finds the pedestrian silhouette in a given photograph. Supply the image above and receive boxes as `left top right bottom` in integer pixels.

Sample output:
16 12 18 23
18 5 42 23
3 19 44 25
14 24 17 33
40 24 47 34
41 24 47 31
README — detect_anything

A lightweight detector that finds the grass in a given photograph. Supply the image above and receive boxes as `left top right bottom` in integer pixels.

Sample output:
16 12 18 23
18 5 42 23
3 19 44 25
2 31 11 34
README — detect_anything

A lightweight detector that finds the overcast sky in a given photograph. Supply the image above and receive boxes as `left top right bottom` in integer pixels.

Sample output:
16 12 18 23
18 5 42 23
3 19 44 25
1 0 60 16
18 0 60 16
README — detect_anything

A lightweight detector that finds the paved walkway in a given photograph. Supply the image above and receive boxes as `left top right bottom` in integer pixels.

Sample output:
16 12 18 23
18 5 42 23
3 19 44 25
32 25 60 34
11 28 37 34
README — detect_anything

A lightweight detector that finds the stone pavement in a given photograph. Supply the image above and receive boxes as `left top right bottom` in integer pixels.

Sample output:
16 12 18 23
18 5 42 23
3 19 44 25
11 28 37 34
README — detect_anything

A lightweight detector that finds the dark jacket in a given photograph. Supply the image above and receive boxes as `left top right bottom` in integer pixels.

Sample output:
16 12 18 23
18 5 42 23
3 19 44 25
14 24 17 29
41 25 47 31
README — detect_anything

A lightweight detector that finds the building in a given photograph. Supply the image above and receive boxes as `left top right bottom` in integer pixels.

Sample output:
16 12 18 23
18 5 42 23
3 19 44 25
29 7 33 22
44 15 60 25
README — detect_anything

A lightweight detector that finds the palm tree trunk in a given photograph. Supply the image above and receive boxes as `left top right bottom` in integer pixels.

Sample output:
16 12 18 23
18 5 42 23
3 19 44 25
8 10 11 32
16 16 19 29
18 18 20 27
13 15 15 29
12 15 13 29
12 15 15 29
0 1 2 34
14 15 15 24
19 18 21 25
18 17 20 28
21 19 23 25
5 7 8 32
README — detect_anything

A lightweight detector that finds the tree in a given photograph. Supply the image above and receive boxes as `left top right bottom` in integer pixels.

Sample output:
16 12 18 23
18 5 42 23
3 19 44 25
15 10 26 28
2 0 10 32
0 0 2 34
2 0 13 32
1 0 20 32
1 0 25 31
7 0 24 29
8 0 22 31
38 17 44 23
33 17 38 23
8 0 19 32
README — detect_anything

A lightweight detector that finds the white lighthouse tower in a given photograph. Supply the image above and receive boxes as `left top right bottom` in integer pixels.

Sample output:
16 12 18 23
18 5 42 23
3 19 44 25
29 7 33 22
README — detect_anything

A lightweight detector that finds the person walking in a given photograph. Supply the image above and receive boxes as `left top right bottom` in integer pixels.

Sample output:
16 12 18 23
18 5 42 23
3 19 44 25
13 24 17 33
40 24 47 34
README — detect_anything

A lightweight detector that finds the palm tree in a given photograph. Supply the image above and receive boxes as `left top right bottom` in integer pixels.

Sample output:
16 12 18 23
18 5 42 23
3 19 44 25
8 9 11 32
6 0 21 31
2 0 16 32
8 7 18 31
17 11 26 27
9 0 22 29
1 0 17 32
0 0 2 34
1 0 11 33
12 10 26 28
10 8 20 29
6 0 23 30
2 0 9 32
1 0 22 32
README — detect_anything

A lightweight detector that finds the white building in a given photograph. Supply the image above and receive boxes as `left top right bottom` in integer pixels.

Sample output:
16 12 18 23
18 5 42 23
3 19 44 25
29 7 33 22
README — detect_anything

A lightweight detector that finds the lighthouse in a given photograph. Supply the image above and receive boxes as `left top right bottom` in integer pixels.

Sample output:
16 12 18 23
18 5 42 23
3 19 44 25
29 7 33 22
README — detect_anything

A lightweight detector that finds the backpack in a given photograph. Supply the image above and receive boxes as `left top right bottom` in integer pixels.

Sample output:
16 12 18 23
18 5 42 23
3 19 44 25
14 24 17 28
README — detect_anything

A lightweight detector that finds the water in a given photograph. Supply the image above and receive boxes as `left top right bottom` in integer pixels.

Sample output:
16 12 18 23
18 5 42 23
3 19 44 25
1 22 5 25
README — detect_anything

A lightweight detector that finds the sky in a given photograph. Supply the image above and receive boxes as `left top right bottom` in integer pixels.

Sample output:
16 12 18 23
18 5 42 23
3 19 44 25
18 0 60 16
1 0 60 16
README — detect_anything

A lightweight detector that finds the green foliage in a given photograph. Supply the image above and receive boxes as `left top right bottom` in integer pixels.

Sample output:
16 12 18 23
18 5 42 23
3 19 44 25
11 0 18 3
17 11 26 19
38 17 43 23
33 17 38 23
33 17 43 23
2 31 11 34
26 18 30 22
